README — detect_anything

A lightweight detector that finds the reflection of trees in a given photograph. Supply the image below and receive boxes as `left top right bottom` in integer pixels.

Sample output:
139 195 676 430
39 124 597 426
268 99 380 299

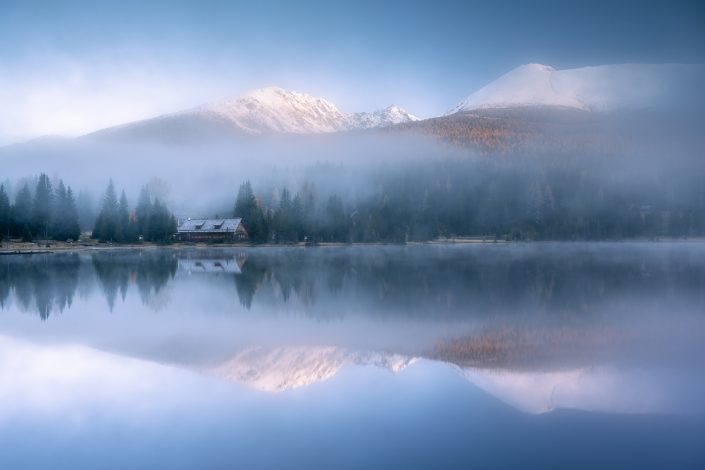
234 258 267 309
2 245 704 321
239 246 705 320
0 261 11 308
0 253 80 320
92 251 177 311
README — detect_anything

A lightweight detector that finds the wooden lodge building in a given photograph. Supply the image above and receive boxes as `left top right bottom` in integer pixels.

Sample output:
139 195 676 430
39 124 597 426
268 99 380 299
176 218 248 242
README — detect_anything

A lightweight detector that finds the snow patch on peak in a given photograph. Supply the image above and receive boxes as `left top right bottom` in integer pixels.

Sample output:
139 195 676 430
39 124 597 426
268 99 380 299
447 63 705 115
199 87 418 135
446 63 586 114
204 87 349 134
213 346 417 392
349 104 420 129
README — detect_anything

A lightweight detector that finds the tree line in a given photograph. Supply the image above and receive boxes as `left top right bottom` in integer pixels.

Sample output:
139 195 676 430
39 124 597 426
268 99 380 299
0 174 80 242
232 154 705 243
0 174 176 244
92 180 177 243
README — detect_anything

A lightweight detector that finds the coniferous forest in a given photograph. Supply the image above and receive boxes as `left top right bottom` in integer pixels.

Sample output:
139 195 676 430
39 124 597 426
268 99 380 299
2 149 704 245
0 174 176 243
232 154 705 244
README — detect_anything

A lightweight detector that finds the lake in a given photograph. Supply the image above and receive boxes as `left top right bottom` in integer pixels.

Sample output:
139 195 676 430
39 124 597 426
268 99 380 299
1 243 704 469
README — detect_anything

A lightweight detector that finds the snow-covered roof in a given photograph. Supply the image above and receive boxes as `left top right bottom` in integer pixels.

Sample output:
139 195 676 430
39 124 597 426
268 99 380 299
177 218 243 233
178 258 243 274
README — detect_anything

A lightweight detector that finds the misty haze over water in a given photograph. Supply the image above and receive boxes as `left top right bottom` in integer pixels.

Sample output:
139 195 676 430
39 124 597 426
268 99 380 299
3 1 705 469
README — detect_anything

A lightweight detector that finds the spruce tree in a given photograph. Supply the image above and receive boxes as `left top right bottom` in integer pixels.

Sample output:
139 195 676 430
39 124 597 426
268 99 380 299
21 224 33 242
135 186 152 238
76 190 95 232
291 192 303 242
234 181 266 242
275 188 292 242
93 180 120 242
51 181 68 240
32 174 53 240
65 187 81 241
0 185 10 240
147 198 176 243
13 184 33 237
117 190 130 242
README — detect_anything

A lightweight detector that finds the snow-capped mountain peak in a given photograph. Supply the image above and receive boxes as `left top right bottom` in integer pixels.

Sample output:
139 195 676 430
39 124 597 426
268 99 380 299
195 87 419 135
349 104 420 129
447 63 705 115
202 86 349 134
446 63 587 114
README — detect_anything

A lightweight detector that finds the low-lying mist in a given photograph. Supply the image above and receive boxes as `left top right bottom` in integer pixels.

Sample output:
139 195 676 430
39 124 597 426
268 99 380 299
1 108 704 241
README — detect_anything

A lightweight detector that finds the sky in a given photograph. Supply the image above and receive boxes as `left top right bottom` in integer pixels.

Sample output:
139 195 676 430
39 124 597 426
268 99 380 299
1 0 704 145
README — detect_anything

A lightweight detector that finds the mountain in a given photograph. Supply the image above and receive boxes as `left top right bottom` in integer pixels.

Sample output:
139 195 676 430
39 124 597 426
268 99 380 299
349 105 420 129
213 346 416 392
447 63 705 114
86 86 418 143
456 365 688 415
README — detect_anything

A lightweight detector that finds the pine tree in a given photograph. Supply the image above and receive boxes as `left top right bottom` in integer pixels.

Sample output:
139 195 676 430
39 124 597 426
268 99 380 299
52 182 81 241
275 188 292 243
76 190 95 231
63 187 81 241
147 198 176 243
0 185 11 240
117 190 130 242
22 224 33 242
13 184 33 237
326 194 347 242
32 174 53 240
291 192 303 241
51 181 68 240
234 181 266 242
135 185 152 238
93 180 120 242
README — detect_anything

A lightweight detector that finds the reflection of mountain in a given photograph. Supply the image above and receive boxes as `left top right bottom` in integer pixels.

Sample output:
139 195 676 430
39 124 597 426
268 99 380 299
213 346 416 392
456 366 692 415
209 344 701 416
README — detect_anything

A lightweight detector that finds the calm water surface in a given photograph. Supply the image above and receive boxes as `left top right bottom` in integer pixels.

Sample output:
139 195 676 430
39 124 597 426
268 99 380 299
1 243 704 469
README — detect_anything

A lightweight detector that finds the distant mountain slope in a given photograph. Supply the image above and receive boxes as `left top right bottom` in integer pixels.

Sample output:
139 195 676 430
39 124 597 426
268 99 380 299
390 106 620 154
447 63 705 114
85 86 418 144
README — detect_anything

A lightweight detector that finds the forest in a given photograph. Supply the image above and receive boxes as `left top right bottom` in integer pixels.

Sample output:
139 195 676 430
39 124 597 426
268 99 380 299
2 148 704 245
0 174 176 243
234 153 705 243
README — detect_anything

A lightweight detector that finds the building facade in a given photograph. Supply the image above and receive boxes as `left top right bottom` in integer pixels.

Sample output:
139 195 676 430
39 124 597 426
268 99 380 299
176 218 248 242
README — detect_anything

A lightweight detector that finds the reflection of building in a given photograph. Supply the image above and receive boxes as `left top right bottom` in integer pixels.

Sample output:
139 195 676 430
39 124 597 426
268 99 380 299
178 258 244 274
176 218 248 242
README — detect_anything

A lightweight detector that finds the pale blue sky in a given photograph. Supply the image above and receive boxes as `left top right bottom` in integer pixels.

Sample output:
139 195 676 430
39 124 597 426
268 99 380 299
1 0 703 144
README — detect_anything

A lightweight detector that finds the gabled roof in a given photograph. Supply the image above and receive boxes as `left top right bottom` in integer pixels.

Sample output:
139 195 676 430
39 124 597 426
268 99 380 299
178 258 243 274
177 218 243 233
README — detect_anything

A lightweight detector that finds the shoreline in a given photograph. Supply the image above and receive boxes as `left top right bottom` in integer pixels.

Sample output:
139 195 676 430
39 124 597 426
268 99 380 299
2 236 705 256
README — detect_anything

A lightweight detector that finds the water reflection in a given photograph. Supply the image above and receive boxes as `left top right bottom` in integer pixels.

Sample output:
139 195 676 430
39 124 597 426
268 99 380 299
2 244 704 321
0 253 81 320
91 251 178 311
1 244 705 417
